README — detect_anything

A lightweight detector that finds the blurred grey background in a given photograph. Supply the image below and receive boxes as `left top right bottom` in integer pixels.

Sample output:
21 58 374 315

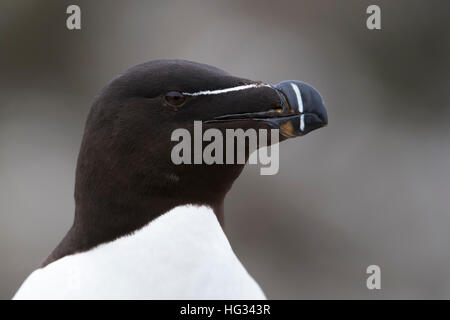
1 0 450 299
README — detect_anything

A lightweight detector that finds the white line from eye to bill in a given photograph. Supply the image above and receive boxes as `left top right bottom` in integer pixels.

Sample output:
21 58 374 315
183 84 271 96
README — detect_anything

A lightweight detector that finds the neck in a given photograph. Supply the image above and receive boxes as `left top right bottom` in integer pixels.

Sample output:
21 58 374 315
42 194 225 267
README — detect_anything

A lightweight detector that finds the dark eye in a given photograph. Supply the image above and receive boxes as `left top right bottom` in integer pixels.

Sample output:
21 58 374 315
164 91 186 106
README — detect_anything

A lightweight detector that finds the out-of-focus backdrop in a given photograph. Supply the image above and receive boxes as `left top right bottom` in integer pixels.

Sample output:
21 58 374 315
1 0 450 299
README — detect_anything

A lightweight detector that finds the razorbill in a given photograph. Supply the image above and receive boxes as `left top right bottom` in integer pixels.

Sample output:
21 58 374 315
13 60 327 299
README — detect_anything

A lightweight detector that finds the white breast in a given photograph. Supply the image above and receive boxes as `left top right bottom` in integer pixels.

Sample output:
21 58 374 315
13 205 266 300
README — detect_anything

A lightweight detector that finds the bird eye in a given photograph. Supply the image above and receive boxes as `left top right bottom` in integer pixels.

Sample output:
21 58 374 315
164 91 186 106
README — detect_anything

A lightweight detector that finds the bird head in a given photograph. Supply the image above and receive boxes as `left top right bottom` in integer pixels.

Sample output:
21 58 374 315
75 60 327 224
